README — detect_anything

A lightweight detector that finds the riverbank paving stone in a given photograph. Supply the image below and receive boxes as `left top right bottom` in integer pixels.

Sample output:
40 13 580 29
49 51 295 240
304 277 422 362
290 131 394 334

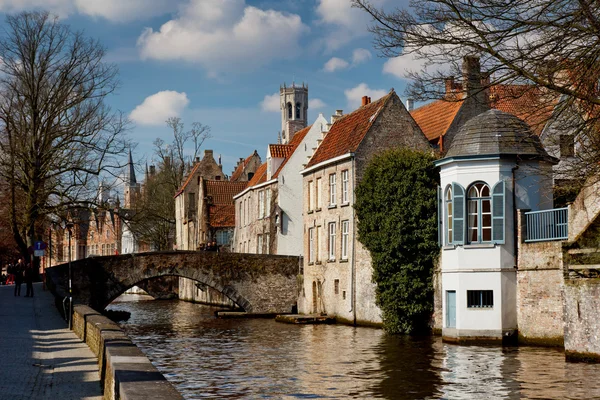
0 283 102 400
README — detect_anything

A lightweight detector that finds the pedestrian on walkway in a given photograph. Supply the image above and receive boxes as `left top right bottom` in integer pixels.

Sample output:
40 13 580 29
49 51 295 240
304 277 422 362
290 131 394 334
24 261 35 297
13 259 25 296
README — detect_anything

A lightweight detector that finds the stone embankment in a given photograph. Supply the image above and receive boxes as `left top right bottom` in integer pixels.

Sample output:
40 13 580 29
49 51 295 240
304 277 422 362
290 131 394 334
72 304 182 400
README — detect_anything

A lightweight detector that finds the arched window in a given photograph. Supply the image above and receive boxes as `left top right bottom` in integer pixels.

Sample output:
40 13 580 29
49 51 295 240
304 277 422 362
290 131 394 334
296 102 301 119
287 102 292 119
445 186 453 244
467 182 491 243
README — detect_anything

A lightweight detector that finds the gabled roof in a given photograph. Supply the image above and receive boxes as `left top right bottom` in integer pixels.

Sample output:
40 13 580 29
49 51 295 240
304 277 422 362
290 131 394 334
176 162 201 197
306 92 393 168
410 98 464 142
273 124 312 178
269 144 293 159
247 162 267 186
231 151 257 181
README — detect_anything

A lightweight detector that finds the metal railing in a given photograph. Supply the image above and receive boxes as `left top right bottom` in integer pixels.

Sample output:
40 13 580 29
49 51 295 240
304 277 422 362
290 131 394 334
525 207 568 242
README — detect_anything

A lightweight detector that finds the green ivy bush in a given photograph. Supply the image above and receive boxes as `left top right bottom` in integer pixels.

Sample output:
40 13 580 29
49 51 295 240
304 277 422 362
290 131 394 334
354 148 439 334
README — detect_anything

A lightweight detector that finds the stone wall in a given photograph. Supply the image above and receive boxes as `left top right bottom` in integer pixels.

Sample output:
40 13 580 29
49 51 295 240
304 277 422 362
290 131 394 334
516 211 565 345
72 305 182 399
178 277 236 307
563 279 600 361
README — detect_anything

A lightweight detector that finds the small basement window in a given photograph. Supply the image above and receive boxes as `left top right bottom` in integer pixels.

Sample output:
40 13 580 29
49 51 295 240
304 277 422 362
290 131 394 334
467 290 493 308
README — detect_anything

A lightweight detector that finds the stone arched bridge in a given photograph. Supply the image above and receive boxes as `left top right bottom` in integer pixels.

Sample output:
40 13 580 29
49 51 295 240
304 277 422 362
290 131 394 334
45 251 301 313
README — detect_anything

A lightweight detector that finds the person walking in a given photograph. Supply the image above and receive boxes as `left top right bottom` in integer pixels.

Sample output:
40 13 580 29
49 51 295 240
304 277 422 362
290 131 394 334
13 259 25 296
24 261 35 297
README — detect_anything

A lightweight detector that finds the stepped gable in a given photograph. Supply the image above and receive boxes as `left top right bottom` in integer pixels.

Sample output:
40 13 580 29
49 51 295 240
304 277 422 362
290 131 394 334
204 180 247 228
273 124 312 178
305 93 393 168
445 109 554 160
410 99 463 142
231 151 257 181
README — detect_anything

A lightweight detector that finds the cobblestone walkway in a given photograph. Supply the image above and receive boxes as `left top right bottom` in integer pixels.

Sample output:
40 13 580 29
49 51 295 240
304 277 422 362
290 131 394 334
0 283 102 400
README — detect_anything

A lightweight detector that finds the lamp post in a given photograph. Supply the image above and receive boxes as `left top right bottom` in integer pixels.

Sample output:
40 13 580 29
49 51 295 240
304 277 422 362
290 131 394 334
63 221 74 329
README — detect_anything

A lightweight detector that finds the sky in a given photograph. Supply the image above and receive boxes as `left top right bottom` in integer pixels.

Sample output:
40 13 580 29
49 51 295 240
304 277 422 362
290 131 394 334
0 0 419 179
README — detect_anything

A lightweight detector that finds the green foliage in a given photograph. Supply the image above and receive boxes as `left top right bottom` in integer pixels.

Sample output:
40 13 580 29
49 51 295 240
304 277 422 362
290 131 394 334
354 148 439 334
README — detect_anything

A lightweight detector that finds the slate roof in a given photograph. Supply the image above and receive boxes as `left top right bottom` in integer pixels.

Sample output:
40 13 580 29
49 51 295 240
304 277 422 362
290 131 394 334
306 92 393 168
444 109 553 160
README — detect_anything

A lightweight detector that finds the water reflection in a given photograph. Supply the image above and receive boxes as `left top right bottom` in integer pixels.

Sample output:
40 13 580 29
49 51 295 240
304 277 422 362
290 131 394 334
108 296 600 399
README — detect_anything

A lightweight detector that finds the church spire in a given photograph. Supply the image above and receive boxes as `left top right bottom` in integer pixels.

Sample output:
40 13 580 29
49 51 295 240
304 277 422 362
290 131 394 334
128 149 137 185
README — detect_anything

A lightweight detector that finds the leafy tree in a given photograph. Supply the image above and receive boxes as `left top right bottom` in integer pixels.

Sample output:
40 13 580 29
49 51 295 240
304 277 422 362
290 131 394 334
354 148 439 334
0 12 128 260
353 0 600 184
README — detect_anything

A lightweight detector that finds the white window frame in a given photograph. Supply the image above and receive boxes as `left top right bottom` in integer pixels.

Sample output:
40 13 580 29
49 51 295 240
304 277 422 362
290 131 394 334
329 173 337 206
341 170 349 204
259 190 265 218
266 188 271 216
341 220 349 260
316 177 322 210
308 180 314 211
328 222 336 260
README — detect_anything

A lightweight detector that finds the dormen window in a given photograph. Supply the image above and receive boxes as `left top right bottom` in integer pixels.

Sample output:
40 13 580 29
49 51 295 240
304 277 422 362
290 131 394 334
467 182 491 243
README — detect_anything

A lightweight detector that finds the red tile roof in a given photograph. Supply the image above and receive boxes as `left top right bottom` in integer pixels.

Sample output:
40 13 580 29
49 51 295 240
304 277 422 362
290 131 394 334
306 93 393 168
247 163 267 187
205 180 247 204
273 124 312 178
410 99 463 142
269 144 293 158
489 85 558 136
231 152 256 181
204 180 246 228
209 204 236 227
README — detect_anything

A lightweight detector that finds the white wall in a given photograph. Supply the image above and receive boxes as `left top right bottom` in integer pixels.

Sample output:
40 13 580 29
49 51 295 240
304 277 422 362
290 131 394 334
276 114 328 256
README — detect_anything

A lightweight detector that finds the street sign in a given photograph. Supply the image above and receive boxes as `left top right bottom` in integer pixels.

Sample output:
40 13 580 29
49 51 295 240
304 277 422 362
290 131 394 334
34 250 44 257
34 241 48 250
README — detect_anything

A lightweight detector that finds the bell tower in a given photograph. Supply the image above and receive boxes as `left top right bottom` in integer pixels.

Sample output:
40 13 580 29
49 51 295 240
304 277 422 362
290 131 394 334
280 82 308 144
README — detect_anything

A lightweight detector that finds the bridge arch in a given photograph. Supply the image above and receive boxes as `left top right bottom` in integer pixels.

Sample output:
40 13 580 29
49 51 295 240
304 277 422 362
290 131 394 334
46 251 301 314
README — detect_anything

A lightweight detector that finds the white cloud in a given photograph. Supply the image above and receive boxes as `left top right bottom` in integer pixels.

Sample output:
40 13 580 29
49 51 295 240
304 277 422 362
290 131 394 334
383 55 427 79
137 0 308 75
323 57 349 72
130 91 190 126
0 0 175 21
344 83 388 110
352 48 372 64
261 93 280 112
315 0 390 51
309 98 326 109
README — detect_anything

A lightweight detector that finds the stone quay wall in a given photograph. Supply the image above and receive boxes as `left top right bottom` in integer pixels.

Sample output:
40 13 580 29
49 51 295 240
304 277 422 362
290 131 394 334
563 279 600 361
72 305 182 400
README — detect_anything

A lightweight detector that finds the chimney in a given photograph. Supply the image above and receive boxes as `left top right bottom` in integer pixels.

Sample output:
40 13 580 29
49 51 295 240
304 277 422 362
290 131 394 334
195 157 200 163
204 149 213 158
406 98 414 112
331 109 343 124
462 56 483 99
361 96 369 106
150 165 156 176
445 76 455 96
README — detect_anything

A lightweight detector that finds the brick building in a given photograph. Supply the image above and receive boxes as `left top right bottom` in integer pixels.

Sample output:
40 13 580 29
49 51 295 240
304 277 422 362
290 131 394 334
299 90 430 325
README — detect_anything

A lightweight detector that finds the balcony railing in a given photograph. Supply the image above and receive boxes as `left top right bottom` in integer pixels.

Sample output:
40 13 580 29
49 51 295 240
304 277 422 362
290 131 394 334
525 207 568 242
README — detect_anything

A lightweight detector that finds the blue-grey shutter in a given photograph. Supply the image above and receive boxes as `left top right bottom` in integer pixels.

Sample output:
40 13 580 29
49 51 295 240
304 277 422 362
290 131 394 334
437 186 443 246
452 182 465 245
492 180 505 244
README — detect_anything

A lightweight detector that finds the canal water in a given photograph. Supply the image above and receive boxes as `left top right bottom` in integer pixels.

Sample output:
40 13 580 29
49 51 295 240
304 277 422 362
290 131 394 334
107 295 600 399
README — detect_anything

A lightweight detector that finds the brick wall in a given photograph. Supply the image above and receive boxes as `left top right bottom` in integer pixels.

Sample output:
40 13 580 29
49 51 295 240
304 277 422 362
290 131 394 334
516 210 565 345
563 279 600 361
